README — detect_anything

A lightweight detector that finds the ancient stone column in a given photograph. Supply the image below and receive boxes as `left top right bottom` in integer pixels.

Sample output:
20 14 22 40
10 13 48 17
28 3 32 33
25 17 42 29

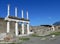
7 21 10 33
15 7 17 17
52 25 55 31
22 10 24 18
7 4 10 17
26 11 28 19
27 23 30 34
51 25 55 37
15 22 18 36
21 22 24 34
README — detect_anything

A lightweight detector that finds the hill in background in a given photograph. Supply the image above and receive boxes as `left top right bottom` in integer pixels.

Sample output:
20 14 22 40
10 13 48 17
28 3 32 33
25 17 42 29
53 21 60 26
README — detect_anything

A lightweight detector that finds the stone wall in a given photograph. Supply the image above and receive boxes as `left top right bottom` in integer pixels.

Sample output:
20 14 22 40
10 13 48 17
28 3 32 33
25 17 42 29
30 26 53 36
54 25 60 32
0 18 7 33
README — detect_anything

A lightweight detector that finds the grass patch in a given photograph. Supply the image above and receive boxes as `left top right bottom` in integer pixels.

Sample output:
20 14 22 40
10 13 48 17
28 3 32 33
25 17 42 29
31 34 47 37
7 42 22 44
50 32 60 36
19 37 30 41
31 32 60 37
31 34 41 37
9 43 15 44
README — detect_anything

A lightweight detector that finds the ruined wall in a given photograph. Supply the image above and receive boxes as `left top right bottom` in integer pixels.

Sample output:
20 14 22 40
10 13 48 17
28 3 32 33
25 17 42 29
54 26 60 32
0 18 7 33
30 26 53 36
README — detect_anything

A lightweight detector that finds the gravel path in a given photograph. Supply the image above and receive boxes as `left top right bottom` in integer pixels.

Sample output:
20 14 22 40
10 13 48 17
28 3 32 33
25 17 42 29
21 36 60 44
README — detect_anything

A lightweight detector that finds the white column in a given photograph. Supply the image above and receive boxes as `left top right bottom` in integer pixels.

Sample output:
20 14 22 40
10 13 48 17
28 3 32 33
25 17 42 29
27 23 30 34
15 22 18 36
7 4 10 17
52 25 55 31
51 25 55 37
26 11 28 19
7 21 10 33
22 22 24 34
22 10 24 18
15 7 17 17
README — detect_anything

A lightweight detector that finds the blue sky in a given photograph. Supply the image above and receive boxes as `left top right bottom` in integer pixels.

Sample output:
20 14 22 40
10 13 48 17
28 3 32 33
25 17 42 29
0 0 60 26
